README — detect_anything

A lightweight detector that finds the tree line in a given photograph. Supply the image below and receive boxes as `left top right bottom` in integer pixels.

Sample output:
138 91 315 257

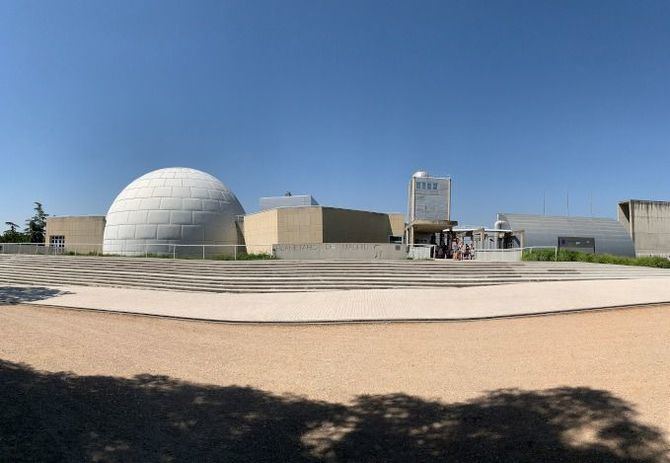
2 202 49 243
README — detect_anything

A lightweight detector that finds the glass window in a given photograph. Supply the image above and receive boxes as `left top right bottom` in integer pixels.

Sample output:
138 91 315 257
433 183 438 190
50 235 65 249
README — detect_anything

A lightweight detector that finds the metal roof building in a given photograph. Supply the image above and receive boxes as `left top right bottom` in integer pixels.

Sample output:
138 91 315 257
496 213 636 257
259 194 318 211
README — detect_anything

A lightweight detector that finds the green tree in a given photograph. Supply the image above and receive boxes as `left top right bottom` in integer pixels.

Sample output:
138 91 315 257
1 221 28 243
24 202 49 243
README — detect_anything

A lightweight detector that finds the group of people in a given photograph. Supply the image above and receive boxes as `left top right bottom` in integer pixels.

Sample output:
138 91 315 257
432 235 475 260
450 238 474 260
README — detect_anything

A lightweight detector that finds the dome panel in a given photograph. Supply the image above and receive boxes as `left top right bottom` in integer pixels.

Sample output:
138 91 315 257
183 198 202 209
140 198 161 209
148 179 166 188
171 186 190 197
165 179 182 187
191 188 210 199
147 210 170 224
135 225 157 239
153 186 171 197
128 210 148 224
117 225 135 240
160 197 183 210
157 225 181 240
170 210 192 225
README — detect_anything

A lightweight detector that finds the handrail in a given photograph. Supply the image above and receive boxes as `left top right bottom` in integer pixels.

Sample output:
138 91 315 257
521 246 559 261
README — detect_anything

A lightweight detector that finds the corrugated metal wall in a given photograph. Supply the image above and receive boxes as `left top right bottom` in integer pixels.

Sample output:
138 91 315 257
498 213 635 257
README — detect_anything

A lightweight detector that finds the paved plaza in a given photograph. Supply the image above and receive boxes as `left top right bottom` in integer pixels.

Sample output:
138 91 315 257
2 277 670 322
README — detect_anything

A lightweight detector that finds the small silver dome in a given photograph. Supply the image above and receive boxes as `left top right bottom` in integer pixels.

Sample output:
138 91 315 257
494 219 509 230
413 171 429 178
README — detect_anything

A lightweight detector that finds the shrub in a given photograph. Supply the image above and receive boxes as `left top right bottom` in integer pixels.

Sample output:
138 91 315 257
523 248 670 268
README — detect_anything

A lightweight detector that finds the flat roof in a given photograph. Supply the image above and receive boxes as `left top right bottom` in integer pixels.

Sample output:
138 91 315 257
619 199 670 206
452 228 513 233
260 194 314 199
497 212 617 221
407 220 458 233
245 205 403 217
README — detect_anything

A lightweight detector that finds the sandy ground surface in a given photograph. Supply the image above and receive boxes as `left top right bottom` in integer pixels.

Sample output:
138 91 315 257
1 303 669 462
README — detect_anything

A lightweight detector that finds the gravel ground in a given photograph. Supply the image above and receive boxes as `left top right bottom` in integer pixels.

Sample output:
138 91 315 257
1 303 669 462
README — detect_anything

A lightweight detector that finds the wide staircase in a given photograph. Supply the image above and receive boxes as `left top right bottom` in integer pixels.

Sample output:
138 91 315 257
1 254 669 293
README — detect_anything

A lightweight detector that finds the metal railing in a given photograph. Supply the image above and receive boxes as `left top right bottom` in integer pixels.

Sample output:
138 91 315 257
470 247 559 262
1 242 439 261
521 246 559 261
0 242 274 260
0 242 562 262
407 244 435 260
472 248 523 262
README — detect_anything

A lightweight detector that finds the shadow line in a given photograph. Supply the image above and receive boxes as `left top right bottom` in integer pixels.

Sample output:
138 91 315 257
0 360 667 462
0 286 71 304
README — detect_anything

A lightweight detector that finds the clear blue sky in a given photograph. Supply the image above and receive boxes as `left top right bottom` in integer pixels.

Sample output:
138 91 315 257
1 0 669 228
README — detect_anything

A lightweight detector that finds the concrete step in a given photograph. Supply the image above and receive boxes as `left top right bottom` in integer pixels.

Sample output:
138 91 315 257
1 258 660 274
0 275 511 293
1 254 669 294
3 266 668 283
0 270 660 290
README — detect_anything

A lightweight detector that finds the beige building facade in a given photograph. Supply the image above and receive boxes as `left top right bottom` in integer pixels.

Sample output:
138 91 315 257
44 207 404 256
618 199 670 257
243 206 404 254
45 216 106 254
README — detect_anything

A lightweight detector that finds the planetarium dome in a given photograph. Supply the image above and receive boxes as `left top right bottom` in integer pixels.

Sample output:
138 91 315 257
102 167 245 255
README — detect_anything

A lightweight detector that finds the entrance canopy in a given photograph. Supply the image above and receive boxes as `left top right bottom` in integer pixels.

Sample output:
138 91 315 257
408 219 458 234
406 219 458 244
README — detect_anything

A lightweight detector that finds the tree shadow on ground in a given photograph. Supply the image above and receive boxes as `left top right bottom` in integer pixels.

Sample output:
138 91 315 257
0 286 70 304
0 359 667 463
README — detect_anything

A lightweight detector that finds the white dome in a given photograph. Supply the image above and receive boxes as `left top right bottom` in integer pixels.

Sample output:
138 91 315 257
494 219 509 230
413 171 429 178
103 167 245 255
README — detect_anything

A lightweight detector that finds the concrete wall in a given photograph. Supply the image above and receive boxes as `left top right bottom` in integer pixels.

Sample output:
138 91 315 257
389 214 405 238
322 208 401 243
243 207 323 254
619 200 670 257
243 206 406 255
277 207 323 244
242 209 278 254
273 243 408 260
46 216 106 253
